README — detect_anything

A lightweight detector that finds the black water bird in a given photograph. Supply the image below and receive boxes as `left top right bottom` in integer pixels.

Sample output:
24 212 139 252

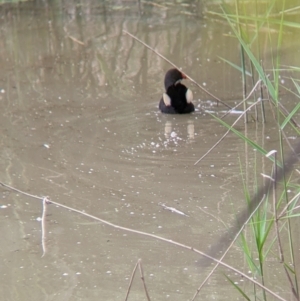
159 68 194 114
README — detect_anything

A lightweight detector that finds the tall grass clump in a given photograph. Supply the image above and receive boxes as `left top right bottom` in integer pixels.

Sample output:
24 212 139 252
210 0 300 299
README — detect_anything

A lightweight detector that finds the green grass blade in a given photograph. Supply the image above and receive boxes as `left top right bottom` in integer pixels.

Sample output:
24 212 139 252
211 114 282 168
291 77 300 94
239 232 260 274
221 6 277 101
208 11 300 29
225 274 251 300
218 56 252 76
280 102 300 130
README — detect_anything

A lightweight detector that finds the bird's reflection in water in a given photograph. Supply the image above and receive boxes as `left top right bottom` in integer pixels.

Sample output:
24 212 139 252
187 120 195 140
163 120 195 147
164 121 172 137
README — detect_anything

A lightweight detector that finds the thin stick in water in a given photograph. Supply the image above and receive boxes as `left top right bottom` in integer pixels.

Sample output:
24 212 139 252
138 259 151 301
124 260 139 301
122 30 232 110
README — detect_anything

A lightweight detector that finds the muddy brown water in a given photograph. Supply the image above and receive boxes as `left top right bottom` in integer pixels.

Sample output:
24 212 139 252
0 1 299 300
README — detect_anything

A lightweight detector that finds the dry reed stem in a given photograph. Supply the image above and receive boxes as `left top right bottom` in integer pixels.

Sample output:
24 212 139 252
122 30 232 110
278 191 300 219
272 153 283 262
0 181 287 301
220 79 262 119
194 98 262 166
125 259 151 301
124 260 139 301
138 259 151 301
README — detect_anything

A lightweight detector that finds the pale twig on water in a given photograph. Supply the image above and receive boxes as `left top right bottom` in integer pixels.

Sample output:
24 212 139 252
67 35 85 46
41 197 49 257
159 202 189 217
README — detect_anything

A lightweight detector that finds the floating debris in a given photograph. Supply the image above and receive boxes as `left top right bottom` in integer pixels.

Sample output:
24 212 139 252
159 203 189 217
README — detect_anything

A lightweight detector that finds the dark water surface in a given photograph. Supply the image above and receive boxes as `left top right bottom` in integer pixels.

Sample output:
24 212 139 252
1 1 300 300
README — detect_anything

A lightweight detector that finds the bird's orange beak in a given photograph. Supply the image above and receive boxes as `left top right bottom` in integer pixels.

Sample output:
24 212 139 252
181 72 187 79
